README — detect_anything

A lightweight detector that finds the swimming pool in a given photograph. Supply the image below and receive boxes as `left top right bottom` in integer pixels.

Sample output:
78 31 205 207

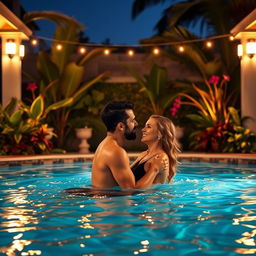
0 161 255 255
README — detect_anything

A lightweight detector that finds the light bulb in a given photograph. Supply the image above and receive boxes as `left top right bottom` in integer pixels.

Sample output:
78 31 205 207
79 47 86 54
104 49 110 55
128 49 134 56
153 48 160 55
178 46 184 53
31 39 38 46
56 44 63 51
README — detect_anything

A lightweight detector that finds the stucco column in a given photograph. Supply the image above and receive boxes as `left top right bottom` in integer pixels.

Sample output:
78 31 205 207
1 35 22 107
240 35 256 133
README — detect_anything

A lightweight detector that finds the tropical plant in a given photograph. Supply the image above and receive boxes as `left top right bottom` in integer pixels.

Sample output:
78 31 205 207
180 74 232 128
23 11 107 148
127 64 178 115
0 95 68 155
189 122 230 152
180 76 256 152
68 89 106 130
224 107 256 153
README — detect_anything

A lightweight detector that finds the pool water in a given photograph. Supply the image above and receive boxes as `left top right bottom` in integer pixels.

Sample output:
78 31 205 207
0 161 255 256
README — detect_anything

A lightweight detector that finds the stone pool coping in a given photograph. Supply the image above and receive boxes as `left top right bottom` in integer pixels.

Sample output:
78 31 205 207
1 152 256 167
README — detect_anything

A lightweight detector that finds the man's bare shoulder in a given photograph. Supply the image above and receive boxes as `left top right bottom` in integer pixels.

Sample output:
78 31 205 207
95 137 128 160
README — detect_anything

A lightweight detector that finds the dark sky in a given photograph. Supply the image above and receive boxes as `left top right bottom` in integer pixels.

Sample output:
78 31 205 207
21 0 170 45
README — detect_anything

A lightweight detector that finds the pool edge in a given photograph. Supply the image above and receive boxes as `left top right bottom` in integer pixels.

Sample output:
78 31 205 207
1 153 256 166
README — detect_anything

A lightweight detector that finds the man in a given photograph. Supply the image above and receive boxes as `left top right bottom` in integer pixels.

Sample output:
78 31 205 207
92 101 160 189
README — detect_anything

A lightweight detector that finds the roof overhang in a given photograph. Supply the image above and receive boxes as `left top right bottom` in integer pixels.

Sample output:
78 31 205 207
231 9 256 39
0 2 32 40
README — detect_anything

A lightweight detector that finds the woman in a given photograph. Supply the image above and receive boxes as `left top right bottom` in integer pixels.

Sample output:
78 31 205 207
131 115 180 184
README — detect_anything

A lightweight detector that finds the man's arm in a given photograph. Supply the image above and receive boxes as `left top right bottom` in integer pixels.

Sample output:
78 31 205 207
108 148 135 189
135 155 164 188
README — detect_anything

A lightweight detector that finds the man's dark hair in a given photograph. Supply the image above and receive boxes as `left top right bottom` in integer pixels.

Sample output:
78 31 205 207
101 101 134 132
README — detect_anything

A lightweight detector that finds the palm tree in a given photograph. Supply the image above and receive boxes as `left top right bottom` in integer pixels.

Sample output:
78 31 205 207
132 0 256 104
132 0 256 35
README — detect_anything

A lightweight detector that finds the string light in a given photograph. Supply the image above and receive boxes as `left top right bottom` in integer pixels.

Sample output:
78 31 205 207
127 49 134 56
78 47 86 54
178 46 185 53
206 41 213 48
31 33 232 48
31 39 38 46
104 49 110 55
153 47 160 55
56 44 62 51
229 36 235 41
26 33 238 57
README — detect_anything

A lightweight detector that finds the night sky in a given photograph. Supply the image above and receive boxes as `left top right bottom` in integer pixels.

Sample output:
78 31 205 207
21 0 170 45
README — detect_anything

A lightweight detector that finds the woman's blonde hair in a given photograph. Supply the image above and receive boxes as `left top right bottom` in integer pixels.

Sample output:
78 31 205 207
150 115 181 182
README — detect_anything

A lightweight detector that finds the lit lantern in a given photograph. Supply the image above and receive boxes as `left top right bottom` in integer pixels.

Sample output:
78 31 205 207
6 40 16 58
19 45 25 59
237 44 243 58
246 40 256 58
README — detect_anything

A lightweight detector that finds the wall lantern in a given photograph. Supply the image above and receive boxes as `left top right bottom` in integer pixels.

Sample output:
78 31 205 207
237 44 243 58
19 45 25 59
5 40 16 58
246 39 256 58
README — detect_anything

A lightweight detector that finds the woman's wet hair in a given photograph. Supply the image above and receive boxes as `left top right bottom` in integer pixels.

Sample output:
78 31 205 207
101 101 134 132
150 115 181 182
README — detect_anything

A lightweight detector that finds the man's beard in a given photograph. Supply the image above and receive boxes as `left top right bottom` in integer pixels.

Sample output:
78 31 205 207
124 125 137 140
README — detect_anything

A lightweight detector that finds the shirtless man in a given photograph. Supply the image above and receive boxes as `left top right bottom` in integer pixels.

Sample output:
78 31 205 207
92 101 161 189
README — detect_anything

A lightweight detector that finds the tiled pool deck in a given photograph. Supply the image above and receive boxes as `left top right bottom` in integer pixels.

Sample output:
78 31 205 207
1 153 256 167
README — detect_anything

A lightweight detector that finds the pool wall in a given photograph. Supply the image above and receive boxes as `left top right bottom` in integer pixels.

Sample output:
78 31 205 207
1 153 256 167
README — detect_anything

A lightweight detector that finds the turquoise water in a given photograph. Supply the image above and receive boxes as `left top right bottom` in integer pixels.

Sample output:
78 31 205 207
0 161 255 256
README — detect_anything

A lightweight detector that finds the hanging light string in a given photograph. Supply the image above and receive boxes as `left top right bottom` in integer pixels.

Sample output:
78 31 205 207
32 33 234 48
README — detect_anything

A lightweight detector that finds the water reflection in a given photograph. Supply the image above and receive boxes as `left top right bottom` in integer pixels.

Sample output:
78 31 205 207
0 188 39 255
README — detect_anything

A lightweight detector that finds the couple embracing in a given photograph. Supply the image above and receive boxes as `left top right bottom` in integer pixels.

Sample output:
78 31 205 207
92 101 180 189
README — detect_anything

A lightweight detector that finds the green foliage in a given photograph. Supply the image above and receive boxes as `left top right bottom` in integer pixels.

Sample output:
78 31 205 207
127 64 178 115
23 11 107 149
181 77 256 152
68 89 106 129
223 107 256 153
180 75 231 127
0 96 66 155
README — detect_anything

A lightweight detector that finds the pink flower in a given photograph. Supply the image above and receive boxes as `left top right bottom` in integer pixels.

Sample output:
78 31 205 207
170 97 181 117
26 82 38 92
208 75 220 84
222 74 230 81
170 108 177 117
